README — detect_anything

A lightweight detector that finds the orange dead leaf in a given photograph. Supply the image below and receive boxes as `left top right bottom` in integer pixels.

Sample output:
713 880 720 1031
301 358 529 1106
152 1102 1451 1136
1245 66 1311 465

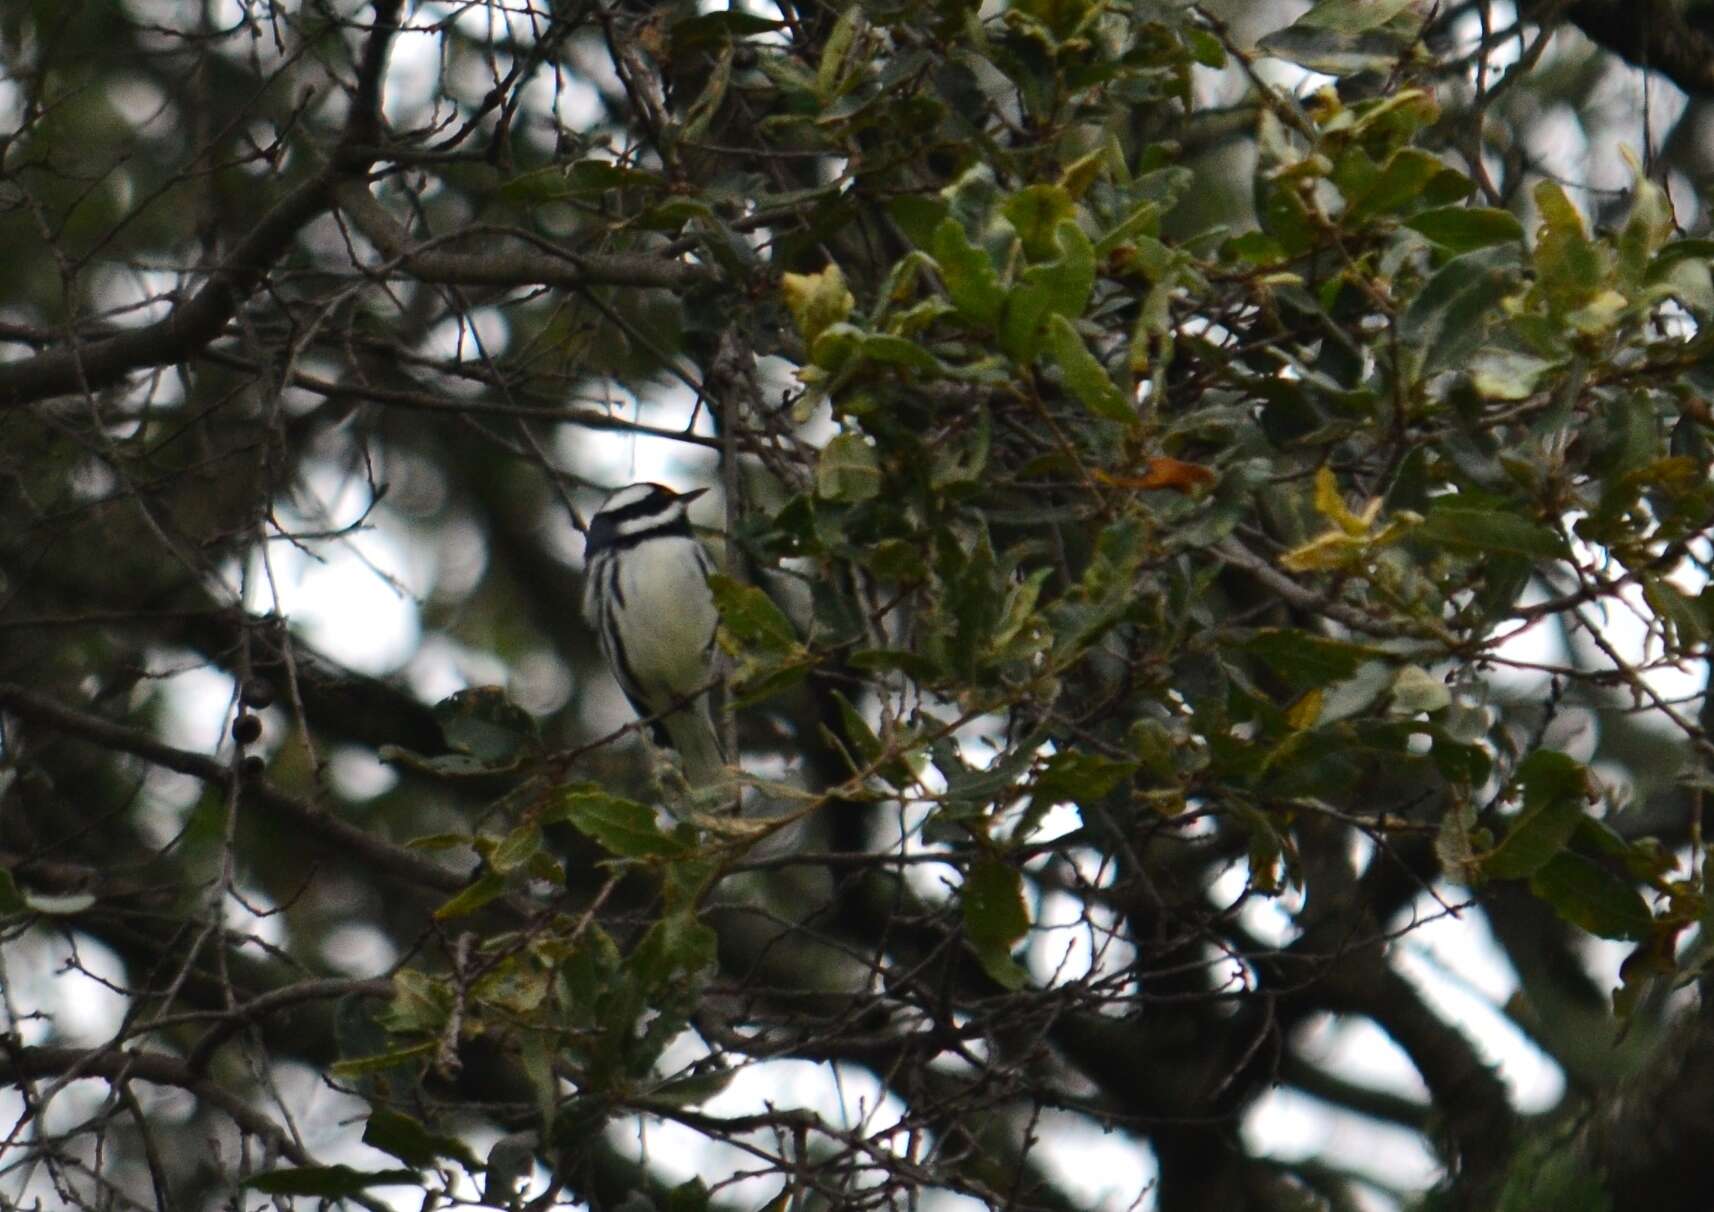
1096 458 1217 495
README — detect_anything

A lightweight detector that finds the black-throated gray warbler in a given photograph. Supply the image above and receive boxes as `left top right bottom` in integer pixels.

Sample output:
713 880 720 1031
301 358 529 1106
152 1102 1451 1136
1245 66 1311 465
583 482 725 786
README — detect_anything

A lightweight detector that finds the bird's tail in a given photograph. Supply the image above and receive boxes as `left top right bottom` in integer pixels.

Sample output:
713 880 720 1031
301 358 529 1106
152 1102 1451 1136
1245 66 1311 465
661 697 728 791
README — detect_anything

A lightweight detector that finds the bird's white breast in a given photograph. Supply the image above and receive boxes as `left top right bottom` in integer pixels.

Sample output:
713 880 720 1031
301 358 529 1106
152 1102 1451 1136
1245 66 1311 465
606 535 717 703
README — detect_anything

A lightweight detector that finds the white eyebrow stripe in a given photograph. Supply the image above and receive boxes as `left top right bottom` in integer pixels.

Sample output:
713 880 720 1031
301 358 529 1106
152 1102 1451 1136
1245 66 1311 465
611 510 680 540
599 483 660 513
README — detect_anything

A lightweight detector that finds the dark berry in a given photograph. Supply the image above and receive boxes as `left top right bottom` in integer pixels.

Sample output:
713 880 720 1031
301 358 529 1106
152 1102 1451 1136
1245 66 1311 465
232 714 263 745
240 677 277 710
240 755 267 780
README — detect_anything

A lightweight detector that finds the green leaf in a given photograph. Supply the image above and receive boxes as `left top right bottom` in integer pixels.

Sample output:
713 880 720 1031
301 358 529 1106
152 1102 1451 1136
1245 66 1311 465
1644 575 1708 648
1258 24 1412 75
1482 750 1589 880
1528 852 1654 941
816 431 882 501
1414 506 1568 560
1000 281 1055 363
490 823 542 875
1003 184 1075 262
434 687 539 766
963 858 1030 989
670 9 785 49
637 197 714 231
245 1166 420 1196
406 832 474 851
1346 148 1462 220
707 574 799 654
1405 205 1523 251
1029 750 1135 812
376 747 504 778
1034 219 1096 315
1467 553 1533 623
1181 26 1226 67
809 324 946 377
667 1176 714 1212
379 970 452 1035
433 871 506 921
1428 729 1492 786
650 1065 737 1107
1223 230 1289 266
1017 749 1133 840
829 690 882 768
362 1109 482 1171
565 160 666 194
1095 199 1166 257
891 194 951 249
1390 665 1450 714
547 786 686 859
475 954 551 1015
1000 220 1095 360
1399 248 1516 375
1047 314 1134 422
1469 350 1559 401
1533 180 1607 314
808 322 860 373
1652 253 1714 315
329 1041 435 1080
932 218 1007 326
631 909 719 992
1295 0 1419 32
975 947 1032 991
680 44 734 144
1243 630 1378 690
816 3 863 97
850 329 943 371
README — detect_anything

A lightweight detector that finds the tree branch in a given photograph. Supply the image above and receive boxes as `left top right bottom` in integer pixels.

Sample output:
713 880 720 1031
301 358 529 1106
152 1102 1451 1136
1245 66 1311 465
1536 0 1714 98
0 0 406 409
0 683 466 894
0 1044 314 1167
332 180 716 292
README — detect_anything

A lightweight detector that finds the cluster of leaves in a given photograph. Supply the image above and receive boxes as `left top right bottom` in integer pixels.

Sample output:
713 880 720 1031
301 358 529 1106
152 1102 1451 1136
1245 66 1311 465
294 1 1714 1203
745 77 1711 982
339 31 1713 1200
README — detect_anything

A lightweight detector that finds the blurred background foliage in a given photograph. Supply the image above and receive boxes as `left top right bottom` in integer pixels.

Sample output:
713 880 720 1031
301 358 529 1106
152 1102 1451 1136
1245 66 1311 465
5 1 1714 1210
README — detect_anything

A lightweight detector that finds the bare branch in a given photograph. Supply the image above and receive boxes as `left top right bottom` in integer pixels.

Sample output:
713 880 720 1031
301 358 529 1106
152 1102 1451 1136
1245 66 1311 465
0 683 465 894
0 0 407 409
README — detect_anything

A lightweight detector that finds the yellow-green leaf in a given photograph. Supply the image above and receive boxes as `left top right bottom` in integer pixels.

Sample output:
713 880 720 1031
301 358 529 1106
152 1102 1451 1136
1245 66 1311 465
782 264 855 348
1047 314 1133 422
817 431 883 501
708 573 798 654
932 218 1006 326
546 786 686 859
434 872 505 920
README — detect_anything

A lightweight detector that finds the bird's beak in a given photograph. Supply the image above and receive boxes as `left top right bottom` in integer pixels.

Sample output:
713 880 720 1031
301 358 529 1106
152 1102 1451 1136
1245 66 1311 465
680 487 710 503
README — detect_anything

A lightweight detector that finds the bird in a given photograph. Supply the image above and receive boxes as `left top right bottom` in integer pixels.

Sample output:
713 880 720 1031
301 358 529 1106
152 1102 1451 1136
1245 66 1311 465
582 481 726 789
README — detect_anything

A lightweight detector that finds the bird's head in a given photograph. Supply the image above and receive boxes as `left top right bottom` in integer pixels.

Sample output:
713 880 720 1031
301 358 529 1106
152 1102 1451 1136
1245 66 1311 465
586 482 708 553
